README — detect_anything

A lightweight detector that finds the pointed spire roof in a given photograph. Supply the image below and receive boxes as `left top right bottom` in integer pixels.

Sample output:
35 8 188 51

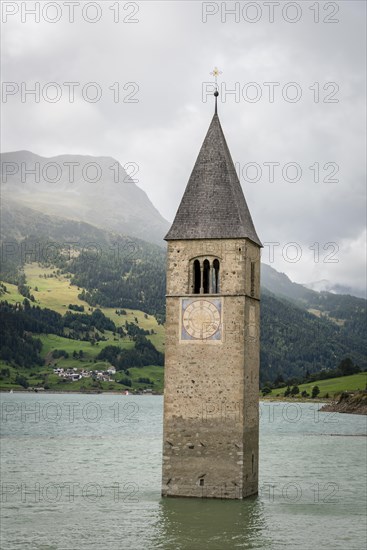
165 112 262 246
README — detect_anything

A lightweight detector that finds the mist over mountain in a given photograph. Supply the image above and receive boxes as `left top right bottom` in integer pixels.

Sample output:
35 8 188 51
261 263 315 303
1 150 364 307
302 279 366 299
1 199 113 245
1 151 170 246
262 263 365 301
2 150 364 300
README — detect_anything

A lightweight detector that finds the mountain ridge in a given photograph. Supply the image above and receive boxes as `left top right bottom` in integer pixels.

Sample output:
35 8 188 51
1 150 170 246
2 200 365 316
1 201 366 383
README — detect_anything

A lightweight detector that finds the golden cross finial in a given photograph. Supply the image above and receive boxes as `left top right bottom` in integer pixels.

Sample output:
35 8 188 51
210 67 223 89
210 67 222 114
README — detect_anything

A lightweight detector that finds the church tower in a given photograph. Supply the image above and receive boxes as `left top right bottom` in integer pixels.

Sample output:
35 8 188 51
162 95 262 499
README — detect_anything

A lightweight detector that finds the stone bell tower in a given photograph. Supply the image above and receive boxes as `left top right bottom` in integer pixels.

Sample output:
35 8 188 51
162 93 262 499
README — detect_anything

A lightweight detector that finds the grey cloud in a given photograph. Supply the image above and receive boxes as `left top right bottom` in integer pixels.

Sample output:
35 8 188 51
1 0 365 293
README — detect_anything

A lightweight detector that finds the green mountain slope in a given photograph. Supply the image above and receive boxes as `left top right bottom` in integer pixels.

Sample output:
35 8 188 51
1 201 366 385
1 200 166 318
260 289 366 382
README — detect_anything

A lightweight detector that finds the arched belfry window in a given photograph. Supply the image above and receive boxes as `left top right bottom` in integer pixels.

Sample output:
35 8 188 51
191 257 220 295
203 260 210 294
193 260 201 294
213 259 220 293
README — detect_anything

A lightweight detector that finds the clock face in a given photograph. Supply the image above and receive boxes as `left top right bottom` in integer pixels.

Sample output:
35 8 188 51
181 298 222 342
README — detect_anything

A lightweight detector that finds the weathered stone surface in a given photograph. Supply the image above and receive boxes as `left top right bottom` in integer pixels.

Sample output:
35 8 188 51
162 238 261 499
162 111 261 500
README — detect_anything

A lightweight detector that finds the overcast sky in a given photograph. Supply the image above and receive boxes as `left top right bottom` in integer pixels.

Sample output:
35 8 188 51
1 1 366 294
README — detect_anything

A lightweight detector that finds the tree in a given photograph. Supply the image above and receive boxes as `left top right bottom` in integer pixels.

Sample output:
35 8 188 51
337 357 360 376
273 374 285 387
290 385 299 396
118 377 132 387
15 374 29 388
138 377 153 385
261 386 272 396
52 349 69 359
284 385 291 397
301 390 309 398
311 385 320 398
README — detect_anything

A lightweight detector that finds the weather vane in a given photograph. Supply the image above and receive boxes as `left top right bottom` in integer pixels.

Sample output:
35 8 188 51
210 67 222 114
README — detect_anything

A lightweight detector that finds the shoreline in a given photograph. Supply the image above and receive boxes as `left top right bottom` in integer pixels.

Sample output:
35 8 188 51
319 392 367 415
3 390 366 415
0 389 328 403
3 390 365 414
0 389 159 396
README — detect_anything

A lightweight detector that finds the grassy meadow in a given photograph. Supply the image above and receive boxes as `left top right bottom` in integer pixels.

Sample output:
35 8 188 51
1 264 365 397
7 263 165 353
268 372 367 398
0 281 25 304
0 361 162 393
0 263 165 392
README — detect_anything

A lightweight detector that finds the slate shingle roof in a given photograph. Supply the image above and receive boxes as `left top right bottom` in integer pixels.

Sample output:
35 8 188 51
165 113 262 246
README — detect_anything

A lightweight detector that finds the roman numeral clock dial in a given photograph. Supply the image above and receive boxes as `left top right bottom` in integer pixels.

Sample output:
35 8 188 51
180 298 222 342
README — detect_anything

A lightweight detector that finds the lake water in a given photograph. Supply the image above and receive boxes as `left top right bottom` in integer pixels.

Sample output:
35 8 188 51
0 394 366 550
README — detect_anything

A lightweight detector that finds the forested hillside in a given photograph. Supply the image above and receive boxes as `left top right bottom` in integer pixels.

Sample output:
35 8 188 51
260 290 366 382
1 202 366 385
1 201 167 318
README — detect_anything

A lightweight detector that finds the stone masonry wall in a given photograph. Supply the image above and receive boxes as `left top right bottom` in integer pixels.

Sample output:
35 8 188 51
162 238 260 499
